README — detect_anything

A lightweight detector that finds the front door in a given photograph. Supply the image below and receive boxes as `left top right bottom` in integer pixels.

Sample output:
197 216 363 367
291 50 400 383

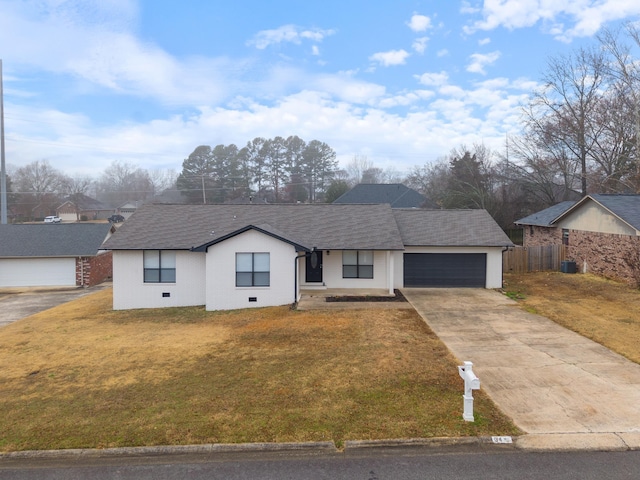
305 251 323 283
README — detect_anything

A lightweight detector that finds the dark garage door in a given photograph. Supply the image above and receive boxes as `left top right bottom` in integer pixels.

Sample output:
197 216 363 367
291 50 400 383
404 253 487 287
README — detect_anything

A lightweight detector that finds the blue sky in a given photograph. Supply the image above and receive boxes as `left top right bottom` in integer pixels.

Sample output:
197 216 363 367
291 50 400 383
2 0 640 177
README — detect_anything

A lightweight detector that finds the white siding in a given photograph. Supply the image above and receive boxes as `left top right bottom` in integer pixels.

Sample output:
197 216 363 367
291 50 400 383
205 230 299 311
299 250 392 290
0 258 76 287
393 246 504 289
112 250 206 310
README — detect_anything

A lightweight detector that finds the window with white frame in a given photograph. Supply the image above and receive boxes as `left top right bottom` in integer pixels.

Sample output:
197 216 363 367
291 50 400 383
342 250 373 279
236 252 270 287
143 250 176 283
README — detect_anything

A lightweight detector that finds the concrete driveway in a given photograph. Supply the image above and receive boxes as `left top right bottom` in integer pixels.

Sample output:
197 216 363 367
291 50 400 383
402 288 640 450
0 284 110 328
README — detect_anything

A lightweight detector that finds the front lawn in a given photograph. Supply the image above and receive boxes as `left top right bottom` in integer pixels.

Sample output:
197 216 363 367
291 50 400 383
0 289 518 452
503 272 640 364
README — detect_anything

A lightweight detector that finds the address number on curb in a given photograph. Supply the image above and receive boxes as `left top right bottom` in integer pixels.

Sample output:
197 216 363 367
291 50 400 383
492 436 513 444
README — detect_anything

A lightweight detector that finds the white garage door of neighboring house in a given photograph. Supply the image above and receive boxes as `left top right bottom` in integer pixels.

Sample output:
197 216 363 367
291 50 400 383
404 253 487 288
0 258 77 287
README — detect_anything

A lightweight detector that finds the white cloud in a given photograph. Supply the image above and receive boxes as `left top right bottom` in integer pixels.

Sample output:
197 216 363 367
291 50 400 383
436 49 450 57
412 37 429 54
407 14 432 32
6 74 533 175
464 0 640 41
377 93 420 109
478 37 491 45
311 74 387 105
249 25 336 49
466 51 502 75
460 1 481 15
369 49 411 67
438 85 467 99
0 0 238 105
416 71 449 87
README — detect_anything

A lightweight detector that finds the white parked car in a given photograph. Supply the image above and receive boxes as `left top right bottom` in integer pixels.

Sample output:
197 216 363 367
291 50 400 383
44 216 61 223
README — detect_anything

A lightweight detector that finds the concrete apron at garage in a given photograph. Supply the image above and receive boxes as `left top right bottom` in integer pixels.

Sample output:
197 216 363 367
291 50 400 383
402 288 640 450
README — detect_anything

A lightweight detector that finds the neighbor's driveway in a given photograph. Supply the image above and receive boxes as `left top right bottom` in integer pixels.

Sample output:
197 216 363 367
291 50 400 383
0 284 110 328
402 288 640 448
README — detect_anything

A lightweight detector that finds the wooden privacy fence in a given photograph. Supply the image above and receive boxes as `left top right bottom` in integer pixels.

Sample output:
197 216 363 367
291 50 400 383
503 245 567 274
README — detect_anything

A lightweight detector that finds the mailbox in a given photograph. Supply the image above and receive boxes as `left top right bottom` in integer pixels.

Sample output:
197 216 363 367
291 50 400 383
458 361 480 422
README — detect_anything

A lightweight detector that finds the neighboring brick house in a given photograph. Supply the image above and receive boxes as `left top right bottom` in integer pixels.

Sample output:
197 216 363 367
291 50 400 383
516 195 640 285
57 194 113 222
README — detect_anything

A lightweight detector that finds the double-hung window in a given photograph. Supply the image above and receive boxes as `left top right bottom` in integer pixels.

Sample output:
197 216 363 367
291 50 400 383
342 250 373 279
236 253 270 287
143 250 176 283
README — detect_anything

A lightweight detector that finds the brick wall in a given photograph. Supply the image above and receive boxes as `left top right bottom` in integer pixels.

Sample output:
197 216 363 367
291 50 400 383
523 225 640 285
524 225 562 247
567 230 640 285
76 251 113 287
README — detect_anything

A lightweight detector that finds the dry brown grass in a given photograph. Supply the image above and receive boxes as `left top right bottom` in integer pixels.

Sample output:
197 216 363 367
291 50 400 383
0 289 518 452
504 272 640 364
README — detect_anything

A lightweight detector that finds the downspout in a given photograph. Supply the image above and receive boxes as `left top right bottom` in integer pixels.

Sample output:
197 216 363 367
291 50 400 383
294 252 305 304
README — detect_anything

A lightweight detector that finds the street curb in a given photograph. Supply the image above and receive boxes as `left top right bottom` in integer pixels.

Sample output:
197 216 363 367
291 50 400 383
0 437 514 460
3 433 638 459
344 436 498 450
0 441 337 460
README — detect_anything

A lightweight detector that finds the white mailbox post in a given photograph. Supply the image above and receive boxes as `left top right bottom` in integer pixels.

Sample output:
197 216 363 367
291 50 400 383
458 361 480 422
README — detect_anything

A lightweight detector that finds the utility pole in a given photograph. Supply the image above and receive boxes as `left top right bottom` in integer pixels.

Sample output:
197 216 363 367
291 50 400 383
1 59 8 224
636 101 640 192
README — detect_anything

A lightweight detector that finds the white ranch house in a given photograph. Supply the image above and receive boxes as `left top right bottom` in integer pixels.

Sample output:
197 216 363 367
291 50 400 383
102 204 512 311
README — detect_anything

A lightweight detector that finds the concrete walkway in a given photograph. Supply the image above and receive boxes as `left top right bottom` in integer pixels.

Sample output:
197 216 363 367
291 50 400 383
402 288 640 451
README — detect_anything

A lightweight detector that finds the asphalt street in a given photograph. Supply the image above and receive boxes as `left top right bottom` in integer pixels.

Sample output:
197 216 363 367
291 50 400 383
1 446 640 480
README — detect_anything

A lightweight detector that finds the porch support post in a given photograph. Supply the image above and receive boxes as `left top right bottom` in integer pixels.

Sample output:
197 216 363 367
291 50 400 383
387 251 394 295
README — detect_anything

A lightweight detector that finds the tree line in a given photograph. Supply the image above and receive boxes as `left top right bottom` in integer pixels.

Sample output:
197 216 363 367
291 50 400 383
176 136 337 204
2 159 176 221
